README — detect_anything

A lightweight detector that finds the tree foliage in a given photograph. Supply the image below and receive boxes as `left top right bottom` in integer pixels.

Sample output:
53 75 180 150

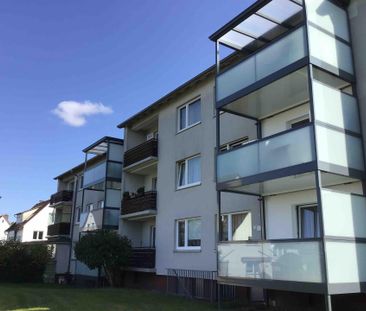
74 230 132 286
0 241 52 282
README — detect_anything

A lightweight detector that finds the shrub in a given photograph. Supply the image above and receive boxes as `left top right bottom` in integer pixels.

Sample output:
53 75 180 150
74 230 132 287
0 241 52 282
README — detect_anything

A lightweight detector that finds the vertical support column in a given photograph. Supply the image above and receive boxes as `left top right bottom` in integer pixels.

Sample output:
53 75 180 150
102 140 110 229
215 41 220 74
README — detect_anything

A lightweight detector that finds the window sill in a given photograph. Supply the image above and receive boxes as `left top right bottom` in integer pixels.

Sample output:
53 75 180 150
174 248 201 253
176 182 201 191
176 121 201 135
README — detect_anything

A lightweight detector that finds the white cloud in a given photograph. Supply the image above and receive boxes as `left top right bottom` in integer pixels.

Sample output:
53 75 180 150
52 100 113 127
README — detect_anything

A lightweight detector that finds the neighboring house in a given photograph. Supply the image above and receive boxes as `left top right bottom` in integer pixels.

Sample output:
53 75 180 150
0 215 10 240
48 0 366 309
6 200 52 242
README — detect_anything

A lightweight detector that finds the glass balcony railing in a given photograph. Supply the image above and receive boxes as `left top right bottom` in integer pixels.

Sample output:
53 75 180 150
218 239 324 283
217 125 315 184
216 26 307 103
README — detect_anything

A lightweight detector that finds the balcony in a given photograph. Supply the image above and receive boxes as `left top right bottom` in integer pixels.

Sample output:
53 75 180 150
217 125 316 192
123 139 158 175
216 26 307 107
50 190 73 206
128 248 155 270
218 239 324 293
121 191 157 220
47 222 71 237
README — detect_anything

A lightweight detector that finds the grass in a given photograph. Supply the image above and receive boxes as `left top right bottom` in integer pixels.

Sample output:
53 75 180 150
0 283 218 311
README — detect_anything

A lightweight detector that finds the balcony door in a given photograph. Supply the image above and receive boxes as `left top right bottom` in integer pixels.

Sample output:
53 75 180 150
298 204 320 238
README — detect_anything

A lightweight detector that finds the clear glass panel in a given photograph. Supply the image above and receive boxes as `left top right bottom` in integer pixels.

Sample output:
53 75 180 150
103 209 119 227
178 221 185 247
107 162 122 179
83 162 106 186
218 240 323 282
258 0 303 23
188 219 201 247
256 27 306 80
188 156 201 184
217 26 306 101
315 125 364 171
232 213 252 241
300 206 319 238
188 100 201 126
217 126 315 183
312 80 360 133
326 241 366 284
108 143 123 162
219 30 254 49
308 25 353 74
106 189 121 208
179 106 186 130
322 189 366 238
235 14 276 38
305 0 349 42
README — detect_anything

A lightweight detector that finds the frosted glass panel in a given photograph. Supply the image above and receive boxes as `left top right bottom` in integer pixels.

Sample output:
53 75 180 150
308 25 353 74
313 81 360 133
316 125 364 171
84 162 106 186
106 189 121 208
257 27 306 80
103 209 119 226
326 241 366 283
217 27 306 101
322 189 366 238
217 58 256 101
108 143 123 162
306 0 349 41
217 126 314 183
107 162 122 179
218 241 323 282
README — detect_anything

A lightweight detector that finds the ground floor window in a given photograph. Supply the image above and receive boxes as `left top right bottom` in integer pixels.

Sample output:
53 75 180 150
33 231 43 240
176 218 201 250
221 212 252 241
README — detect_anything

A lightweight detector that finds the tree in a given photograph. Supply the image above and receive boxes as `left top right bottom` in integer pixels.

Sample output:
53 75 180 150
74 230 132 287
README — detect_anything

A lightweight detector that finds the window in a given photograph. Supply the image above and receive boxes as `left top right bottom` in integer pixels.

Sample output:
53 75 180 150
97 200 104 209
76 206 81 222
178 99 201 132
221 212 252 241
33 231 44 240
288 115 310 129
177 155 201 189
176 218 201 250
84 203 93 213
298 205 320 238
220 137 249 152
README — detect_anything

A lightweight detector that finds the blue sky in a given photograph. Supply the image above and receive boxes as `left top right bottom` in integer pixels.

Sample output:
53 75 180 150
0 0 254 219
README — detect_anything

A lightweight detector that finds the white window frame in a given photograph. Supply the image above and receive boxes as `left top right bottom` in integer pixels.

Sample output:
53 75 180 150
97 200 104 209
175 218 201 251
220 137 249 152
177 155 201 190
221 211 251 241
177 98 201 133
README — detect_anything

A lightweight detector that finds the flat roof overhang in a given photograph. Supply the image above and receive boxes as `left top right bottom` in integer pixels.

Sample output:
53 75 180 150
83 136 124 155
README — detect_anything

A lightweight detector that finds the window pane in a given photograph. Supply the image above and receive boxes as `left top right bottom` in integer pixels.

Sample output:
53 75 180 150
38 231 43 240
178 221 185 247
188 219 201 247
221 215 229 241
179 106 186 130
301 206 317 238
187 156 201 184
33 231 37 239
178 161 186 187
188 100 201 126
232 213 252 241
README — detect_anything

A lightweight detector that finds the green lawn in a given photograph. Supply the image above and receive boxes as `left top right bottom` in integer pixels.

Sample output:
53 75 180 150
0 284 217 311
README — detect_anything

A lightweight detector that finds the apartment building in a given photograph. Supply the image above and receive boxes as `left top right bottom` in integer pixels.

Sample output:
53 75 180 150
49 136 124 282
0 215 10 241
6 200 51 242
211 0 366 310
